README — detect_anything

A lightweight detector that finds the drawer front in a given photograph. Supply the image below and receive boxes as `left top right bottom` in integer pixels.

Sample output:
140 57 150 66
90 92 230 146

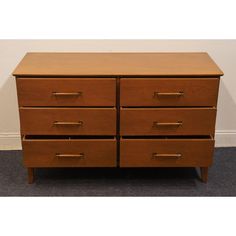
22 138 117 167
120 108 216 136
16 78 116 106
20 108 116 135
120 78 219 107
120 139 214 167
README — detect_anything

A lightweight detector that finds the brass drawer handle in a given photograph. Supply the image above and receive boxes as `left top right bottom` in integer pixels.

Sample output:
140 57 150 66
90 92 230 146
152 153 182 159
56 153 85 159
52 92 82 96
154 121 182 127
154 92 184 97
53 121 83 126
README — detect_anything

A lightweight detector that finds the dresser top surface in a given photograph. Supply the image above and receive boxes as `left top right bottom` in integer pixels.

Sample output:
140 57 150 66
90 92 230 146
13 52 223 77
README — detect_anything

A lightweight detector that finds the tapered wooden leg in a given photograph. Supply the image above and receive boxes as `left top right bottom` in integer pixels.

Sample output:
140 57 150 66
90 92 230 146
200 167 208 183
27 168 34 184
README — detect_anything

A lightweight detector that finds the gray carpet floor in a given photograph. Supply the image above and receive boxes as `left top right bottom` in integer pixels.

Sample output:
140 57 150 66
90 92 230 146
0 147 235 196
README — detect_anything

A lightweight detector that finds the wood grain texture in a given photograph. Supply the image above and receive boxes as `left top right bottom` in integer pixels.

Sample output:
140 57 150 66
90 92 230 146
16 78 116 107
23 138 117 167
120 138 214 167
120 108 216 136
13 53 223 77
19 108 116 135
120 78 219 107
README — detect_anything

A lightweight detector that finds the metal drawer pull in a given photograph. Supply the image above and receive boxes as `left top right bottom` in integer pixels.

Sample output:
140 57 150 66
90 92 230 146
154 92 184 97
154 121 182 126
53 121 83 126
52 92 82 96
56 153 85 159
152 153 182 159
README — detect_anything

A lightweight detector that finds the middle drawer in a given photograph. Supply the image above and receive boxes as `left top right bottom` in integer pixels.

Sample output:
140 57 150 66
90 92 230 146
20 108 116 135
120 108 216 136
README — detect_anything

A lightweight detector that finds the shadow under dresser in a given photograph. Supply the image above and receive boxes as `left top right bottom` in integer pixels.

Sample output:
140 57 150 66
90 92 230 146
13 52 223 183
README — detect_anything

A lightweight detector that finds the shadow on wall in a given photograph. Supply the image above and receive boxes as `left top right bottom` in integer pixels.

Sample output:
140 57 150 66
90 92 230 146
0 74 20 128
217 79 236 131
0 74 21 149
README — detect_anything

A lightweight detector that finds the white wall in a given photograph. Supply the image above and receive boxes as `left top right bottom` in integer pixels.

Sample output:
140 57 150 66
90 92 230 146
0 40 235 149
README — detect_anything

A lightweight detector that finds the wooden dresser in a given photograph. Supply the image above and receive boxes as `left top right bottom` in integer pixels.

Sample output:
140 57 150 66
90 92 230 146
13 53 223 183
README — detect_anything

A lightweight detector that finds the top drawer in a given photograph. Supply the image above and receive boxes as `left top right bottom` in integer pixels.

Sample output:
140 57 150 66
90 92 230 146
120 78 219 107
16 78 116 107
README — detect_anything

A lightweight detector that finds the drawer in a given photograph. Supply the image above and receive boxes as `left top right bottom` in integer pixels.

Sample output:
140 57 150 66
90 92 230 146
120 138 214 167
120 108 216 136
20 108 116 135
16 78 116 106
120 78 219 107
22 136 117 167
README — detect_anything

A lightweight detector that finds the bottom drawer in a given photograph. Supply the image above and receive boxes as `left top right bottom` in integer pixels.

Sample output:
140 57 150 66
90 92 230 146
22 136 117 167
120 137 214 167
